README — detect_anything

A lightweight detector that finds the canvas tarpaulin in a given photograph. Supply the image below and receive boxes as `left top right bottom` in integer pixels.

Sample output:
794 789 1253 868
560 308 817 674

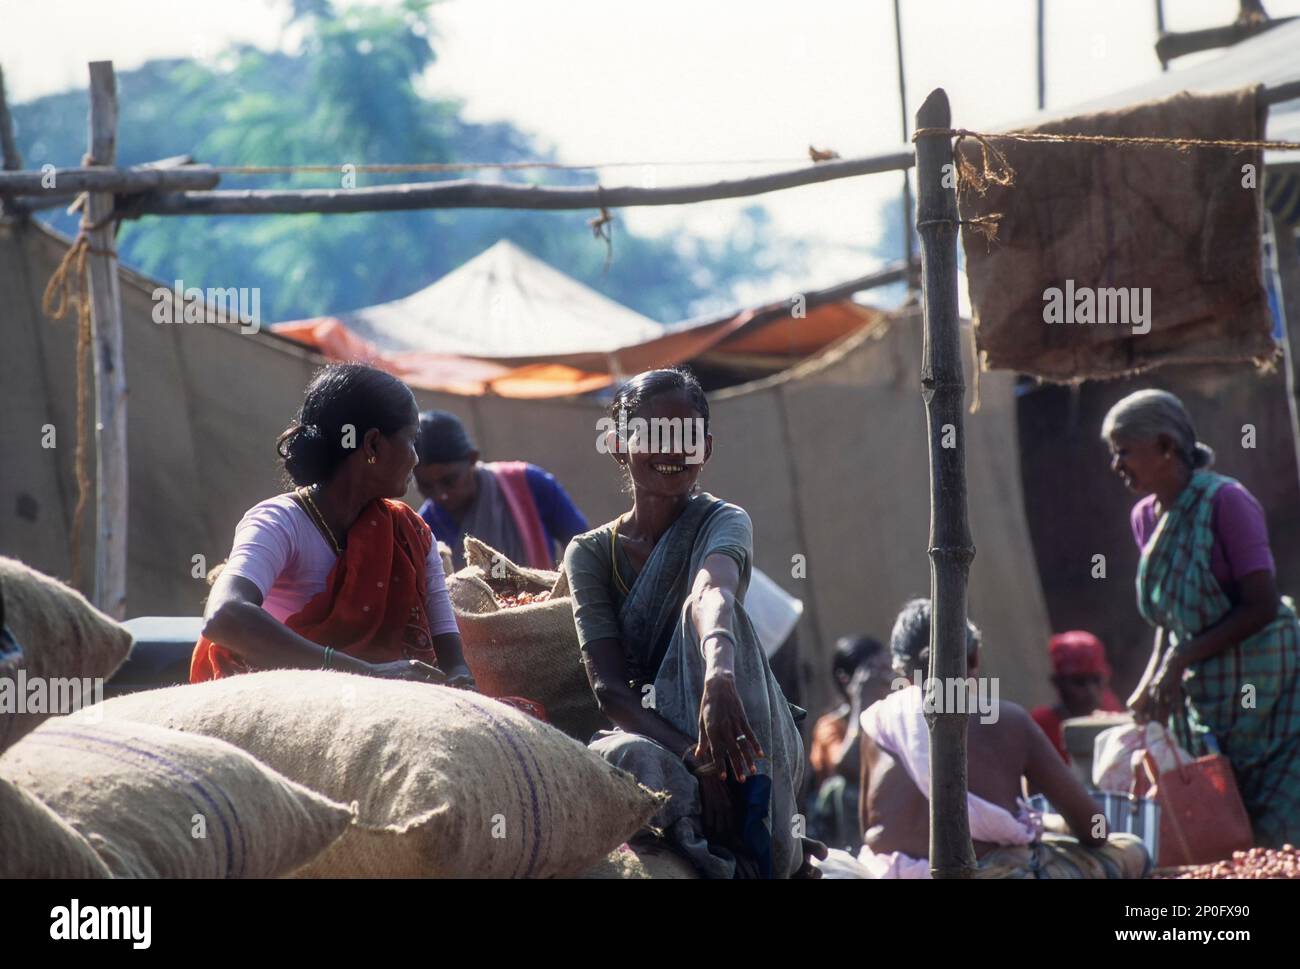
314 239 664 356
0 221 1055 717
959 86 1277 381
274 292 881 397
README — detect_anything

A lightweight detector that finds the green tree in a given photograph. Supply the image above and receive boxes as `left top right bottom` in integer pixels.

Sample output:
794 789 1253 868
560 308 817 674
13 0 807 325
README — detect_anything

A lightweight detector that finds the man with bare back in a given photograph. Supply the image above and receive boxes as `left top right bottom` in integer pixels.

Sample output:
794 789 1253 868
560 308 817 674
855 598 1150 879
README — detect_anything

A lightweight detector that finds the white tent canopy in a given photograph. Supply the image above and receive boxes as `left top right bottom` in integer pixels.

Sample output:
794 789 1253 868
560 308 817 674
333 239 664 357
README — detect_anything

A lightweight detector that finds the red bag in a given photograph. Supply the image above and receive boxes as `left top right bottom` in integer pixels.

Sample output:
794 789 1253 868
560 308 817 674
1139 747 1253 867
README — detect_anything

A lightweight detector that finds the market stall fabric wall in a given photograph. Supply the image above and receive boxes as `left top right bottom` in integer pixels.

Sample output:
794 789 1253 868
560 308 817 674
0 222 1056 716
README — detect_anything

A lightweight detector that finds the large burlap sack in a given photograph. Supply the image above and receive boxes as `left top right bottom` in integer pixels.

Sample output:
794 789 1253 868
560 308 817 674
576 840 700 880
0 718 354 878
447 538 603 741
958 88 1273 381
436 540 454 576
0 556 134 752
76 670 662 878
462 535 567 594
0 777 112 878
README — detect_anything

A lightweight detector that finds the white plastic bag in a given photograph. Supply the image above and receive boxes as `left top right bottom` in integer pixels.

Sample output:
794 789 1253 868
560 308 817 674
1092 721 1191 794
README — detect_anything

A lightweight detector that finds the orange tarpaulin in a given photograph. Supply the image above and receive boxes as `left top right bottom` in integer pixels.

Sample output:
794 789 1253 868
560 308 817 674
272 300 880 398
711 302 878 357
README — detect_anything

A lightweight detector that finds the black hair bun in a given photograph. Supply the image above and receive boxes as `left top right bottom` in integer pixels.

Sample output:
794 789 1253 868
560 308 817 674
279 423 332 486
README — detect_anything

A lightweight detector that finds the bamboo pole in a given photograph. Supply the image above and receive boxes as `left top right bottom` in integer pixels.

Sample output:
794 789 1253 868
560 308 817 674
892 0 914 274
1155 8 1293 63
1269 214 1300 494
0 66 20 172
1154 0 1169 72
669 262 910 335
0 64 24 218
105 149 915 217
914 88 977 880
1036 0 1047 109
84 61 128 619
1264 80 1300 107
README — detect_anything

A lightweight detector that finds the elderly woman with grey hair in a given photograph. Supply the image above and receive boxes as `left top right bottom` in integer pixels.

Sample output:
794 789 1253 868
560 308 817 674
1103 389 1300 847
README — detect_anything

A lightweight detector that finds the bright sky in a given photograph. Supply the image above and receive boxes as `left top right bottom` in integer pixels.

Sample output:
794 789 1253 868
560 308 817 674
3 0 1298 306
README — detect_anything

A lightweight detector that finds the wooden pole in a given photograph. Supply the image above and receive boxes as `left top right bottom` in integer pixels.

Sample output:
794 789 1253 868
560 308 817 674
1154 0 1169 72
1036 0 1047 109
0 64 25 218
0 70 1290 220
914 88 977 879
668 261 910 334
1155 12 1293 63
85 61 128 619
892 0 914 274
0 66 20 172
0 165 219 195
1269 213 1300 494
106 149 916 217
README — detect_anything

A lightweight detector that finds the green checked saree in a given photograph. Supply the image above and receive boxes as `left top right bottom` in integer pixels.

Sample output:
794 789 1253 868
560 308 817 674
1137 470 1300 847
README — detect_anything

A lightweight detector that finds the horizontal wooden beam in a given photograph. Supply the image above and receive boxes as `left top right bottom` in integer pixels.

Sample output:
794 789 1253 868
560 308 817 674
1155 15 1296 62
673 262 913 341
795 262 914 305
115 149 915 217
1264 79 1300 107
0 164 219 196
6 70 1297 223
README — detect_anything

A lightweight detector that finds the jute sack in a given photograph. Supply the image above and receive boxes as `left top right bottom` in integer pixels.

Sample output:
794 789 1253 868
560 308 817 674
77 670 663 878
576 841 700 880
1 718 354 878
0 777 112 878
447 537 605 741
0 556 134 752
461 535 568 593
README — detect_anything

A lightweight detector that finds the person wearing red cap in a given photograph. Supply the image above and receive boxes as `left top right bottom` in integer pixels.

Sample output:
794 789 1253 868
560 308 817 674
1030 632 1124 763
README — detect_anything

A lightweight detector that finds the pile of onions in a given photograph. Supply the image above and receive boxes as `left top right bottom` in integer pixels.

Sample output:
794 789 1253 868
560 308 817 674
1160 845 1299 879
495 590 551 609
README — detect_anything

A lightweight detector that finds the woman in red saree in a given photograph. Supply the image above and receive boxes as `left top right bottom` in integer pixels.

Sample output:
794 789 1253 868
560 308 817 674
195 363 473 686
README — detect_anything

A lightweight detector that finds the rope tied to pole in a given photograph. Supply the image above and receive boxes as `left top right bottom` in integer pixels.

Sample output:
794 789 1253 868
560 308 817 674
912 127 1016 196
911 125 1300 192
916 213 1005 246
588 184 614 273
912 125 1300 154
40 185 117 591
911 128 1013 246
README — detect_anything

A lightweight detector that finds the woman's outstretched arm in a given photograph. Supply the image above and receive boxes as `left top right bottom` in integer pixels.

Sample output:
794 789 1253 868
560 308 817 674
1146 570 1280 714
688 551 764 782
204 572 370 674
205 572 444 682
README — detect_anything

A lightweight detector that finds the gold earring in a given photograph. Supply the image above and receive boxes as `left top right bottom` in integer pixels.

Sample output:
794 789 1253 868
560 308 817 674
367 456 377 465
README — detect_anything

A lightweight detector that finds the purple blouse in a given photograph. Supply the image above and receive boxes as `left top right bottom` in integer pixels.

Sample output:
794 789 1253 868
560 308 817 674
1131 481 1275 596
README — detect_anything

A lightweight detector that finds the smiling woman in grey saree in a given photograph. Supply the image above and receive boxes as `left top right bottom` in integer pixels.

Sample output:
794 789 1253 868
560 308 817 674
563 370 816 879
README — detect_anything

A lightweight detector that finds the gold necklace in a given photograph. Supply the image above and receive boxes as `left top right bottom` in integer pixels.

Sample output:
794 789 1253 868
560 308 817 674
610 515 632 595
298 485 343 555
